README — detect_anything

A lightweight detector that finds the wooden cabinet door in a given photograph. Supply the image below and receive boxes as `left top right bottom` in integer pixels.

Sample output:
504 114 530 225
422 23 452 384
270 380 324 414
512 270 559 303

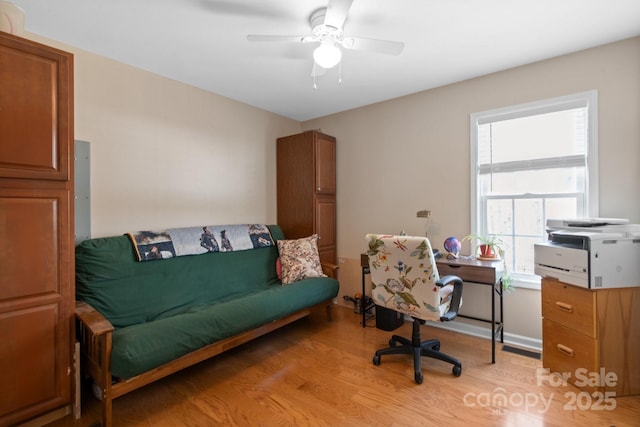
277 132 313 239
314 133 336 194
0 188 72 425
315 195 336 264
0 32 74 425
0 32 72 181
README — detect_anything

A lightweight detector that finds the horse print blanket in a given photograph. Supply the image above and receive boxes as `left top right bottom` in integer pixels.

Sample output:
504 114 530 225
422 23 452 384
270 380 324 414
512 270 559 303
127 224 274 261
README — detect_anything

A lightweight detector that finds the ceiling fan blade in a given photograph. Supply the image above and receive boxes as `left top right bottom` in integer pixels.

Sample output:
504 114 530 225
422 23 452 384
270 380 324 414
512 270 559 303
324 0 353 29
342 37 405 55
247 35 309 43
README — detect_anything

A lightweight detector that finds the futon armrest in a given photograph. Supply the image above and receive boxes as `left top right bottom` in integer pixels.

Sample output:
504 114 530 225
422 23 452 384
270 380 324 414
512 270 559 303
75 301 115 336
321 262 339 279
437 275 463 321
75 301 114 391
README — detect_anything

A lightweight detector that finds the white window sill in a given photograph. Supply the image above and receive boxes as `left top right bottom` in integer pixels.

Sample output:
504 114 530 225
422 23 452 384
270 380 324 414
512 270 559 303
510 275 541 291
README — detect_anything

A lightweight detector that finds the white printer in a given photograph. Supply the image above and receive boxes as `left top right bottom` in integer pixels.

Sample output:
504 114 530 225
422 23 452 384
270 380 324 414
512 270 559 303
534 218 640 289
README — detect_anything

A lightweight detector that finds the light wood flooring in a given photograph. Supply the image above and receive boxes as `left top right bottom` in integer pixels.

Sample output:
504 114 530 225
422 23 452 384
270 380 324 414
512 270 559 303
48 305 639 426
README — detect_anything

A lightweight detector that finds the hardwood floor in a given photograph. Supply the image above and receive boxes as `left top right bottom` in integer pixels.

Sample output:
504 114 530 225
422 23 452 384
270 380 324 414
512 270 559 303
49 305 639 426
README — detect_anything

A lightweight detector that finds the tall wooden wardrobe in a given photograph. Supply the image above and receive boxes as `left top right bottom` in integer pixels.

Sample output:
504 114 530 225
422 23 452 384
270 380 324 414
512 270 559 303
0 32 75 425
276 130 337 265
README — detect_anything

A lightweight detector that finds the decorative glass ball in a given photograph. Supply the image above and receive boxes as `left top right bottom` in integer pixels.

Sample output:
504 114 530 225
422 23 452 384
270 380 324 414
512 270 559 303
443 237 461 255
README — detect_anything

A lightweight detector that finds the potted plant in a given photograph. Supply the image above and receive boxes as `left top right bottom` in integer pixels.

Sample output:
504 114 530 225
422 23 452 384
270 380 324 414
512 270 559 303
462 234 504 259
464 234 515 292
500 268 514 293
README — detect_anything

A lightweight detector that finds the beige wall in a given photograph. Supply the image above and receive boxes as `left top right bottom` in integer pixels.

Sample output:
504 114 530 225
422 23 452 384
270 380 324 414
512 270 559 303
22 32 640 345
303 37 640 344
25 32 301 238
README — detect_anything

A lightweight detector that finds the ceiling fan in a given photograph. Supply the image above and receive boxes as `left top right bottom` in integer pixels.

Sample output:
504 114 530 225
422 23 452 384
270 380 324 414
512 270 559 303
246 0 404 71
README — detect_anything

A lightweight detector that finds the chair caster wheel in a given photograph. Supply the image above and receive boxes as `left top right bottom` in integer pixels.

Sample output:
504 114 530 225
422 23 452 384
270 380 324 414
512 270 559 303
452 365 462 377
388 338 397 347
415 371 423 384
432 344 440 351
372 355 381 366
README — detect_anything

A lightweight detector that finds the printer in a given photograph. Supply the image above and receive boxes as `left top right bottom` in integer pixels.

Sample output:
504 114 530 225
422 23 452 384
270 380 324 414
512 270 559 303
534 218 640 289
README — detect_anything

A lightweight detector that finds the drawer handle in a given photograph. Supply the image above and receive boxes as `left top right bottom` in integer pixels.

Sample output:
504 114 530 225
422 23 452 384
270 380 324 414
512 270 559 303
555 301 573 313
557 344 575 357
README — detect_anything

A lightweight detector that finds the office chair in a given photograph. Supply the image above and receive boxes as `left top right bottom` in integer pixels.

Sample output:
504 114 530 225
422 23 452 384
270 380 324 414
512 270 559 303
366 234 463 384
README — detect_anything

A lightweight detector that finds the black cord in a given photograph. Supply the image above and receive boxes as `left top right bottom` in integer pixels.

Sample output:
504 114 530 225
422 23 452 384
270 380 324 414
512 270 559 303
360 315 376 327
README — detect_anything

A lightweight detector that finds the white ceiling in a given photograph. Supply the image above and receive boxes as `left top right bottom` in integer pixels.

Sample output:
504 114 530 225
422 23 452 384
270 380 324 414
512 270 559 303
11 0 640 121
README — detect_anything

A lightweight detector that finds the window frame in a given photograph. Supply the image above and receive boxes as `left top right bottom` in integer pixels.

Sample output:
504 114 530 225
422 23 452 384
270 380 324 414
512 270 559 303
469 91 599 289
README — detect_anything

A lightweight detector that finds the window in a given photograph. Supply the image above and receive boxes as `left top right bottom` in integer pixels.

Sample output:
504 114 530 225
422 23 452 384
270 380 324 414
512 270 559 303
470 91 598 287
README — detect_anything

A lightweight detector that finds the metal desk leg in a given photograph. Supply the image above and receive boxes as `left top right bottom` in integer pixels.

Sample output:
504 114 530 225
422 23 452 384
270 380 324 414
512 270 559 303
491 281 496 363
499 285 504 343
361 266 366 328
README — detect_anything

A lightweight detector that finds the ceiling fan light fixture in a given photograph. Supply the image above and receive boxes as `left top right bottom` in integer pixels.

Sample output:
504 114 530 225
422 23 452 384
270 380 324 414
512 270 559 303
313 42 342 69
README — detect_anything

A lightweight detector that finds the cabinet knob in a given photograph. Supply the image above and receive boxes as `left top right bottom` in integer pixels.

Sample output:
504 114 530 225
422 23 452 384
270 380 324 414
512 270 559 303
557 343 575 357
555 301 573 313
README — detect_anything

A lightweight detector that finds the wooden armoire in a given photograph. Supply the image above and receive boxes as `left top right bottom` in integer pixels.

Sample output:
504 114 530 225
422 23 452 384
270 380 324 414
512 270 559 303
0 32 75 425
276 130 337 265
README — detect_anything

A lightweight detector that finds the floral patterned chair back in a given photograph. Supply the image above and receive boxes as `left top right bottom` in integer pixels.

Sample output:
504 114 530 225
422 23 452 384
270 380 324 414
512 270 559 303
366 234 458 322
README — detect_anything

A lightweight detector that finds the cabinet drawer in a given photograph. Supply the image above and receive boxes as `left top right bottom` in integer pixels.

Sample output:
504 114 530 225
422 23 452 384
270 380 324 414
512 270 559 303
543 319 598 391
542 279 596 338
436 262 498 284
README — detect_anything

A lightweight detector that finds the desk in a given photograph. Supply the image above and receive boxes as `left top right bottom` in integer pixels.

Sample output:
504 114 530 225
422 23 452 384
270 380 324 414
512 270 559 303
361 254 504 363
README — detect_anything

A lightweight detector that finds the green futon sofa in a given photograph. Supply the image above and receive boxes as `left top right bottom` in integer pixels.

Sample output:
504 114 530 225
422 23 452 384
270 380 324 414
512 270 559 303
75 224 339 427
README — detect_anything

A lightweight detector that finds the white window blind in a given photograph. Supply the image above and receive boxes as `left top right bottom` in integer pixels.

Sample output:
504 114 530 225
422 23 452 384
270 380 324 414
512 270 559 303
470 91 598 284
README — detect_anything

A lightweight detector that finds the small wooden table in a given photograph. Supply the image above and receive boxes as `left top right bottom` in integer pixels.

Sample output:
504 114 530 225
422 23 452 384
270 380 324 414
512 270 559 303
361 254 504 363
436 256 504 363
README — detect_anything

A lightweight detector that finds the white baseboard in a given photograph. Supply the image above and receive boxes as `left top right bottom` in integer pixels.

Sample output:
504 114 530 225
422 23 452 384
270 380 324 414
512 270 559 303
425 319 542 353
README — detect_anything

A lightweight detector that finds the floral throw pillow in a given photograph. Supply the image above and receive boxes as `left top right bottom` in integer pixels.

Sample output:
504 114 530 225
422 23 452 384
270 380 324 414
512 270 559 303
277 235 327 285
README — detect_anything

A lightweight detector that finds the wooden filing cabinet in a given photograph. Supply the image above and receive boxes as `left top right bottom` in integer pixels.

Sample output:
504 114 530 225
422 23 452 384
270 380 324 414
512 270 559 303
541 278 640 396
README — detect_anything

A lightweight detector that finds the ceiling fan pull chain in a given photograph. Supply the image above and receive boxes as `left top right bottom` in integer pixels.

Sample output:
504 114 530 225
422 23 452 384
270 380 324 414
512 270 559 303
313 62 318 90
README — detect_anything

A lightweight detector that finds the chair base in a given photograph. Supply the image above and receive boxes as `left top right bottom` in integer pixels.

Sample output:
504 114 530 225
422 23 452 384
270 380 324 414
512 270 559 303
372 319 462 384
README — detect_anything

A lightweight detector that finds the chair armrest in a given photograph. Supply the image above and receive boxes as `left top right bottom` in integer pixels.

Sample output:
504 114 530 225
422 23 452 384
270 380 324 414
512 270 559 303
76 301 114 336
321 262 339 279
437 275 463 321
